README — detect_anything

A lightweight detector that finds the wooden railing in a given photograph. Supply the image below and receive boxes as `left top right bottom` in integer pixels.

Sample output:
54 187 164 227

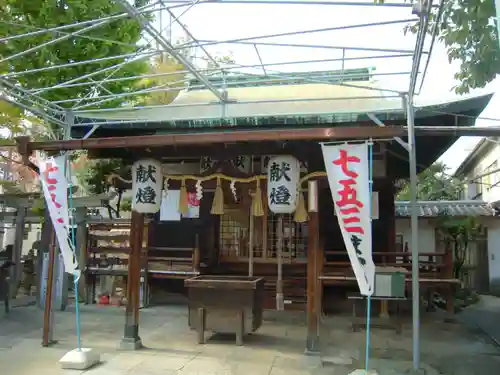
140 235 200 278
323 249 454 280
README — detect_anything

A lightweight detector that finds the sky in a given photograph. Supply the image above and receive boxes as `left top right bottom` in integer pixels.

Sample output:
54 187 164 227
157 0 499 174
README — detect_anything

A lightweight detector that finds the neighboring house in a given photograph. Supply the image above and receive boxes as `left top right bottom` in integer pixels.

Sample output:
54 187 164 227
396 200 500 293
454 137 500 204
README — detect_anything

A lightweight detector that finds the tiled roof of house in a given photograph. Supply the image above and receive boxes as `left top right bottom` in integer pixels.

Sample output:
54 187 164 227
395 200 496 217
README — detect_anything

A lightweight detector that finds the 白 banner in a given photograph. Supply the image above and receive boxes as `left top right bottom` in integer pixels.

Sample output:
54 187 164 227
321 143 374 296
39 155 80 278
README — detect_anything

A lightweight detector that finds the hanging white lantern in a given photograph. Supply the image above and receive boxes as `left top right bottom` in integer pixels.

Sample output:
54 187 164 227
263 154 307 173
132 159 162 214
267 155 300 214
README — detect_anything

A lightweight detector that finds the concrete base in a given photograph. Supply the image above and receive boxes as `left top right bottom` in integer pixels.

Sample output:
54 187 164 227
322 349 357 366
120 337 142 350
349 370 379 375
59 348 100 370
304 348 321 356
304 335 321 355
276 293 284 311
404 370 427 375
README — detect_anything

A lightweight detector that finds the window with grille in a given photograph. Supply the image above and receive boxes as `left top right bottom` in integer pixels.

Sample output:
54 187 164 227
266 212 308 261
218 207 308 262
219 208 250 259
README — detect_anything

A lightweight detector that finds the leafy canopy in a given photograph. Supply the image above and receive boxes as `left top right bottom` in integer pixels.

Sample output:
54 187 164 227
396 162 462 201
0 0 152 108
399 0 499 94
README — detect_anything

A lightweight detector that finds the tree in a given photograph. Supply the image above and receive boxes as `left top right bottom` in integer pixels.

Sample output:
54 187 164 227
134 46 237 107
396 162 461 201
134 53 186 106
74 152 130 218
437 216 483 280
397 162 484 306
399 0 499 94
0 99 52 193
0 0 152 108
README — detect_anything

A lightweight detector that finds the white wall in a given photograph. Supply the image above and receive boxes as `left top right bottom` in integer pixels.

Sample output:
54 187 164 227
464 143 500 203
395 218 439 260
485 218 500 292
397 216 500 292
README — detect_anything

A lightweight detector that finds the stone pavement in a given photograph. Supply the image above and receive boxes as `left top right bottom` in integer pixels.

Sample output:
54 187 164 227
0 303 499 375
460 294 500 346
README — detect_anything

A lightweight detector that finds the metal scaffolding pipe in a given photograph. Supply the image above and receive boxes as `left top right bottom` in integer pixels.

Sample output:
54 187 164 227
193 39 429 55
31 52 158 95
412 126 500 136
406 94 420 370
173 19 419 51
162 0 442 8
59 67 409 108
20 126 406 152
0 7 133 43
39 57 409 94
0 51 160 79
0 19 119 65
117 0 226 103
70 94 401 119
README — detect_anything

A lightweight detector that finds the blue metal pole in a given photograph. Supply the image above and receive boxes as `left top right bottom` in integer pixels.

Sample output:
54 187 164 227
67 158 82 351
365 140 374 371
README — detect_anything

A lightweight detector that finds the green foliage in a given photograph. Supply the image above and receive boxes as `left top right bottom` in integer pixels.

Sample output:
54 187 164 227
396 162 461 201
74 153 130 218
30 198 46 222
133 53 186 107
75 154 124 195
436 216 484 279
120 197 132 212
401 0 499 94
0 0 152 108
0 179 23 194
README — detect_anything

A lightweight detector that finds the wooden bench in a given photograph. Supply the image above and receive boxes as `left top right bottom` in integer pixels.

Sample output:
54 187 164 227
347 295 406 334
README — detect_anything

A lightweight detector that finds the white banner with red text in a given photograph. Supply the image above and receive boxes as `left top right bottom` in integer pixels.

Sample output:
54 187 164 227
39 155 80 278
321 143 375 296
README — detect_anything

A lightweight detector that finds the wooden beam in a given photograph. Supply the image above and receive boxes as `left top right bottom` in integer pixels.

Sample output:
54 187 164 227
20 126 406 152
42 229 56 347
306 209 320 353
121 211 144 350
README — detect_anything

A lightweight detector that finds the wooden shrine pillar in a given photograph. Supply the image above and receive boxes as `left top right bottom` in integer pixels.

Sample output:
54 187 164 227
36 210 52 309
121 211 144 350
193 234 201 273
306 178 321 354
42 229 56 347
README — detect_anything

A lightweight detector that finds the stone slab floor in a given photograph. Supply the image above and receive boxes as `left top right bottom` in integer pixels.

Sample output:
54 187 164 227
1 303 499 375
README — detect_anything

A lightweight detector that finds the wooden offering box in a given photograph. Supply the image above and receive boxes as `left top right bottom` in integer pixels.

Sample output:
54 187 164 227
185 275 265 345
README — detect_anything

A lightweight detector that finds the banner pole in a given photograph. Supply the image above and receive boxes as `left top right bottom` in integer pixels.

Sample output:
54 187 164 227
406 95 421 370
67 156 82 351
365 140 374 371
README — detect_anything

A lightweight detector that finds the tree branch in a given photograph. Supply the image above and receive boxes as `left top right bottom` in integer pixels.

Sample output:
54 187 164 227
0 153 39 174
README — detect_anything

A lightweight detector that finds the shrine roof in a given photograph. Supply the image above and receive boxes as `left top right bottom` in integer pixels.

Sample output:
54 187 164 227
71 85 492 133
395 200 497 218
